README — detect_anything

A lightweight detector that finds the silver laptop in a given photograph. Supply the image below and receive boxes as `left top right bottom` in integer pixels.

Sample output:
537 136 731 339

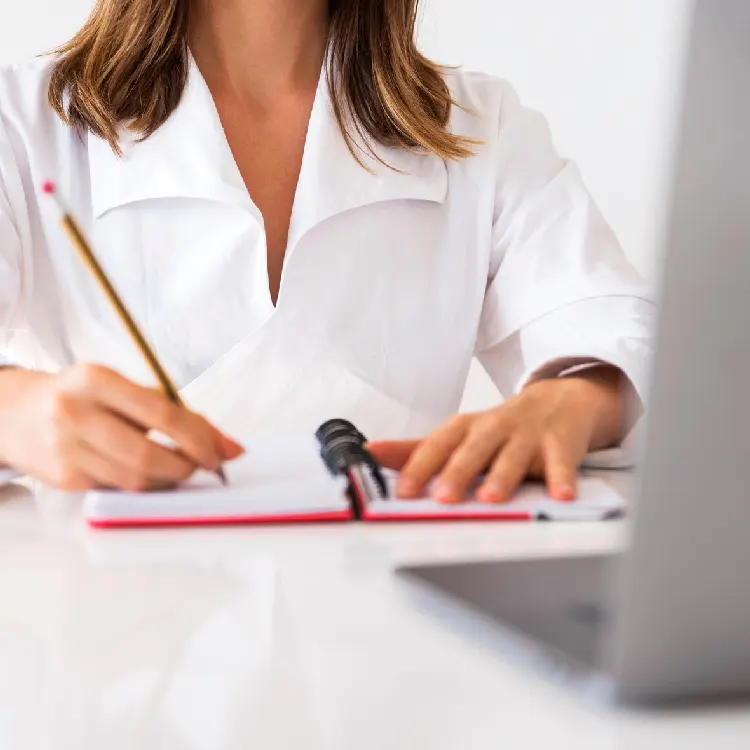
398 0 750 706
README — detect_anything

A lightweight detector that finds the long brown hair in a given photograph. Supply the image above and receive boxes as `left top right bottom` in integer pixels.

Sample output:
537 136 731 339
48 0 475 164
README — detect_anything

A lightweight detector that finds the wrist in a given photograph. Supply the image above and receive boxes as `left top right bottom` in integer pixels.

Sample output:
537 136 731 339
0 366 42 399
562 368 627 449
0 369 47 464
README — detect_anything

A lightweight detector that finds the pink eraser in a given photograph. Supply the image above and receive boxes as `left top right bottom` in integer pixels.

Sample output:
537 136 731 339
41 181 56 195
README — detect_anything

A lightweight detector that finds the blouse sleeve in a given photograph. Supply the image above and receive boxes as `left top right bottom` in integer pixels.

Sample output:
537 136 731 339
475 83 655 465
0 108 24 366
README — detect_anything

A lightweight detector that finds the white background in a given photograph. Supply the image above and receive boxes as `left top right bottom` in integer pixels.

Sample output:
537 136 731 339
0 0 690 409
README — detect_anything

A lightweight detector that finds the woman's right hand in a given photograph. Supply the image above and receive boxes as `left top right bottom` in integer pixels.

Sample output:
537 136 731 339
0 364 244 492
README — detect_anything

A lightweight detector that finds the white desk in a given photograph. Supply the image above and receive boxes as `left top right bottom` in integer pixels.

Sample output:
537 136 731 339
0 475 746 750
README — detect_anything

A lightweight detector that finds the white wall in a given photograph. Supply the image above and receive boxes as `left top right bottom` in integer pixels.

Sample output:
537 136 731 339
2 0 690 410
0 0 92 64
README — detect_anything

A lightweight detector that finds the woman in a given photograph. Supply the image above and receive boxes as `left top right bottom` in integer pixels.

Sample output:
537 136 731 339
0 0 652 502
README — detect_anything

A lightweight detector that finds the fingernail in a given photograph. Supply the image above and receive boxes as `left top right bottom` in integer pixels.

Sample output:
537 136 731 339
396 477 419 498
553 484 576 502
220 434 245 460
478 482 507 504
432 482 460 504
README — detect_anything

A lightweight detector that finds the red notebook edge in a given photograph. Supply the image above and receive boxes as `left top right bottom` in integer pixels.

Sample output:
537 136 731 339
361 509 534 523
86 508 354 530
85 506 539 529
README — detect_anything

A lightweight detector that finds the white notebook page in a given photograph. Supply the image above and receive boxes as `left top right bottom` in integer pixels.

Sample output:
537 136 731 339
363 472 625 521
84 436 348 523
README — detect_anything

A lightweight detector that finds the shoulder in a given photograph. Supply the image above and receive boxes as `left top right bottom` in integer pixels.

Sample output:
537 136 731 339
442 68 548 146
0 56 71 159
0 55 80 156
0 57 88 237
0 57 84 190
0 56 57 123
443 69 514 110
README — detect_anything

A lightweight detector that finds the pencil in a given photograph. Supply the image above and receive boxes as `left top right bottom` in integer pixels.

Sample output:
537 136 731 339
42 181 227 486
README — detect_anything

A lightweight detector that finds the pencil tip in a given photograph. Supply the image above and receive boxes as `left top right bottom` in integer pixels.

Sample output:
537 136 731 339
216 466 228 485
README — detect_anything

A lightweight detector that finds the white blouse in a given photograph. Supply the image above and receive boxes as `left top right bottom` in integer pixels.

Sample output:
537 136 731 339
0 57 653 443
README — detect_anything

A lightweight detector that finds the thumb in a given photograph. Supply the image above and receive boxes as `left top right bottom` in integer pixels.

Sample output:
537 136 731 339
367 440 420 471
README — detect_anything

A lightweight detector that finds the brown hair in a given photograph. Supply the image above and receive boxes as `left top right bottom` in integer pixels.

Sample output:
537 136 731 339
48 0 475 164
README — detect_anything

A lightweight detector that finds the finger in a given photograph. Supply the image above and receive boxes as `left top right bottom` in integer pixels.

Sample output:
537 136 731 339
73 367 223 470
433 430 506 504
396 419 469 499
542 435 579 502
65 439 145 491
367 441 420 471
73 407 197 485
477 439 536 504
147 410 232 470
210 425 246 460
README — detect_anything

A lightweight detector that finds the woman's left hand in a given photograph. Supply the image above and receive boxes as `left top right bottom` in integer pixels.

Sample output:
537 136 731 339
368 367 632 504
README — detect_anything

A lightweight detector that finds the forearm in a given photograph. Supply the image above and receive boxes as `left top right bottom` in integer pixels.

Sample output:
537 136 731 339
0 368 45 465
0 366 37 405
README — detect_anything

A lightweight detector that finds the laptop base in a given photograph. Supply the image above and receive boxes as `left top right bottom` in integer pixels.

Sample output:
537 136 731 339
397 555 621 700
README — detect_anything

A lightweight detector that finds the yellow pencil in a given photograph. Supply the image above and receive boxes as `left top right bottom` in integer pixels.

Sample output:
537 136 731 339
42 181 227 486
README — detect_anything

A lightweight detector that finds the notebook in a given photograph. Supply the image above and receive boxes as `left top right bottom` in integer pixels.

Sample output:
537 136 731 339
83 421 625 529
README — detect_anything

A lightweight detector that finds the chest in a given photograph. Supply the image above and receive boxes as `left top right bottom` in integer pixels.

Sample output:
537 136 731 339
44 195 487 395
32 105 497 408
214 94 315 305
